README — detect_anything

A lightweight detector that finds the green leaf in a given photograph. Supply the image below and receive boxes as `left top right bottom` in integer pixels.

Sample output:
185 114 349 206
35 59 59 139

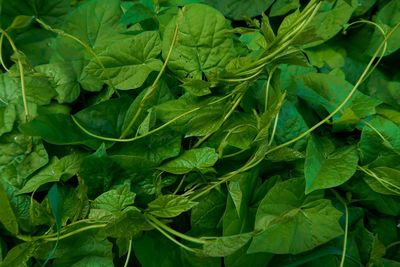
180 79 212 96
109 130 181 173
51 0 125 91
73 97 132 138
48 184 62 232
191 190 226 230
275 101 309 150
20 113 101 148
202 233 252 257
343 179 400 216
204 0 274 20
248 178 343 254
304 137 359 193
36 63 81 103
86 31 163 90
52 233 114 267
0 242 37 267
18 154 83 194
79 145 125 198
159 147 218 174
359 116 400 164
0 134 48 188
9 15 34 29
294 73 380 129
147 194 197 218
155 95 228 137
0 183 18 235
120 2 156 26
362 166 400 196
162 3 236 79
91 185 135 213
270 0 300 17
1 0 70 27
298 0 356 47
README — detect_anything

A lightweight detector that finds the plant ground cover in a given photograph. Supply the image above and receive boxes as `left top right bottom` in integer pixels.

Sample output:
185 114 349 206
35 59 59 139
0 0 400 266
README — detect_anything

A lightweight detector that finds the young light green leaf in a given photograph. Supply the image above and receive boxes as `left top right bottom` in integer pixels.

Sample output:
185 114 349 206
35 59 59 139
248 178 343 254
305 138 359 194
147 194 197 218
159 147 218 175
9 15 34 29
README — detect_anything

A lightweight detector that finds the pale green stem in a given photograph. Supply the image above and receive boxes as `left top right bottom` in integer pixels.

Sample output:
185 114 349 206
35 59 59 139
0 32 10 71
124 239 133 267
0 28 29 120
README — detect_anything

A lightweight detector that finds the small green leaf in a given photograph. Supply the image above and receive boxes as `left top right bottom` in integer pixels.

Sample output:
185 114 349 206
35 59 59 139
159 147 219 174
9 15 34 29
91 185 136 213
147 194 197 218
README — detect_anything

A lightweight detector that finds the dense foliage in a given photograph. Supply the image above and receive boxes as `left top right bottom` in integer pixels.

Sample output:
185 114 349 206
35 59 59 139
0 0 400 266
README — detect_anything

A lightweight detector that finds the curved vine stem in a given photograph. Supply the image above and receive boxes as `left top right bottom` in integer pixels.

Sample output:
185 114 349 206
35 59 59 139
124 239 133 267
0 28 29 120
331 190 349 267
0 32 10 71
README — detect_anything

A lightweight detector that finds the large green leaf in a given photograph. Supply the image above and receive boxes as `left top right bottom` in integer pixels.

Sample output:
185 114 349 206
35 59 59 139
304 137 359 193
248 178 343 254
50 0 125 91
162 3 236 79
